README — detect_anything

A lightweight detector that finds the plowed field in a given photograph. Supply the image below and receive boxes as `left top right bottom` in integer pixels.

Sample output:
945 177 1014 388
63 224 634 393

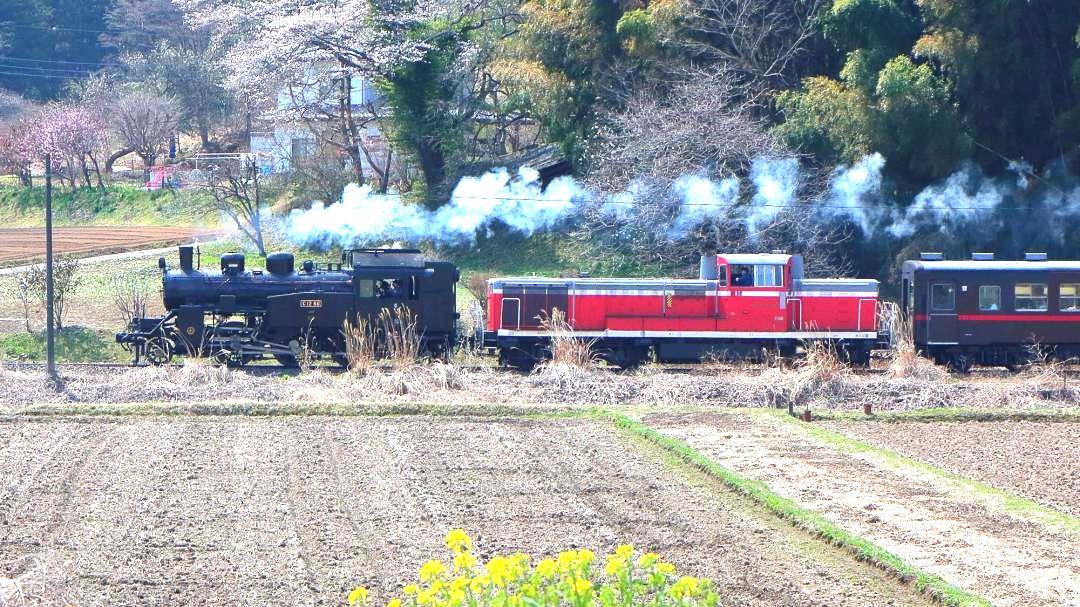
0 415 934 607
0 227 216 265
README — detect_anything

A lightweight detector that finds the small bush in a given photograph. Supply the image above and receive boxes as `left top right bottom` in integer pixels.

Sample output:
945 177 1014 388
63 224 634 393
348 530 719 607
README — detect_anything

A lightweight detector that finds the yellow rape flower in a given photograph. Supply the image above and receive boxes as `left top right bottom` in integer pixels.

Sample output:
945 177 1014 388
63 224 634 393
403 585 420 596
486 555 512 587
670 576 700 599
614 544 633 560
637 553 660 568
470 575 490 593
604 555 626 576
657 562 676 576
388 599 402 607
417 590 435 606
445 529 473 554
453 551 478 572
420 560 447 582
572 578 592 594
535 558 558 580
347 586 369 605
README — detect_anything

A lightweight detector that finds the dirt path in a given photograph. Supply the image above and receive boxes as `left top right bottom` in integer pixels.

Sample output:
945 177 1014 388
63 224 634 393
0 415 934 606
823 420 1080 517
644 411 1080 607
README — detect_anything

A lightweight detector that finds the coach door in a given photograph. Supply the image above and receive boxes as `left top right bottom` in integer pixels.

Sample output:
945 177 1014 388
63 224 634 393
927 281 958 344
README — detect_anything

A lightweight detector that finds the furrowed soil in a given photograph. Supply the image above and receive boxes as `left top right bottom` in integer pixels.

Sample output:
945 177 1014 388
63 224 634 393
0 415 934 607
0 226 217 266
822 420 1080 517
644 411 1080 607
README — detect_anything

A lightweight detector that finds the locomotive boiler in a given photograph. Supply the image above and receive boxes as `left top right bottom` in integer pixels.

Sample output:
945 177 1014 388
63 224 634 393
116 246 459 366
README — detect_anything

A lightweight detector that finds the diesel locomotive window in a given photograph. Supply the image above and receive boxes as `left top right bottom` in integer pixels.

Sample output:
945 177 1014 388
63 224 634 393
753 264 784 287
717 266 728 287
731 265 753 286
978 285 1001 311
930 283 955 311
1060 283 1080 311
1015 283 1048 311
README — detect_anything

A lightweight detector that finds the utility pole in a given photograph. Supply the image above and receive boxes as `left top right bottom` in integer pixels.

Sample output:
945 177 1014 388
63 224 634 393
44 153 58 384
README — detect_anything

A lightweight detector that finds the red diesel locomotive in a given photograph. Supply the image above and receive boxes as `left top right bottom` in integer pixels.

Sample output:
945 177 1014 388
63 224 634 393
484 253 887 369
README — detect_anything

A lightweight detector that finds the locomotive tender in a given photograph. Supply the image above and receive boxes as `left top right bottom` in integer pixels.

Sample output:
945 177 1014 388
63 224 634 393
116 246 459 366
484 253 888 370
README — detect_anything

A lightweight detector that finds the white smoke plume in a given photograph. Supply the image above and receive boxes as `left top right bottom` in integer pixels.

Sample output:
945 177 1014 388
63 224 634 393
286 167 588 247
670 173 740 234
746 156 799 234
821 153 887 234
284 151 1080 249
887 163 1006 238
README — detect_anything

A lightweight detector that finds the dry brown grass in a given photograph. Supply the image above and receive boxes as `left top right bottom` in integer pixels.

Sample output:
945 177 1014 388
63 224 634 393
886 315 947 381
0 552 74 606
538 308 596 369
343 306 423 374
344 318 377 375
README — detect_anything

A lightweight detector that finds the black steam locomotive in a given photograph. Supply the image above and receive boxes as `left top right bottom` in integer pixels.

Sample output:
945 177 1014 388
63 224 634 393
116 246 459 366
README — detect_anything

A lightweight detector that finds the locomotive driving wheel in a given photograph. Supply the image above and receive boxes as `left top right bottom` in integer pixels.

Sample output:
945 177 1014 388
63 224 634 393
145 337 174 366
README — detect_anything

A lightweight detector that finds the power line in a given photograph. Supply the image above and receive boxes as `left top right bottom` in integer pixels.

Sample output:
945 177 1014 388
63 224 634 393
370 193 1067 212
0 55 108 67
0 62 97 76
0 69 87 80
0 22 109 35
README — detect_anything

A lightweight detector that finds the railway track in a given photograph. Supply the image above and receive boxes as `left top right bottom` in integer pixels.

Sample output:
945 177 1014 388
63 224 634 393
6 360 1078 378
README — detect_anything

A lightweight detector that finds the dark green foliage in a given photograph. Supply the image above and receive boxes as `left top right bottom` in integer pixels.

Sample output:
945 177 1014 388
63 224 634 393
0 0 111 100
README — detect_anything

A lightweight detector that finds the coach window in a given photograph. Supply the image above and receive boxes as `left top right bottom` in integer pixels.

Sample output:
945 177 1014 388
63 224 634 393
930 283 955 311
1015 283 1048 311
754 264 784 287
1060 284 1080 311
978 285 1001 311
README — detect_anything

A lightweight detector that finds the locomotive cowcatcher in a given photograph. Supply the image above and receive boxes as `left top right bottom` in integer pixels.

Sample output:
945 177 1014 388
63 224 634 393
116 246 459 366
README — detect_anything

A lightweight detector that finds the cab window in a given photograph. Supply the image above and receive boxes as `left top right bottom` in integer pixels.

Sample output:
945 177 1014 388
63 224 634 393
716 266 728 287
356 280 375 298
1060 283 1080 311
731 264 753 286
1015 283 1048 311
375 276 417 299
754 264 784 287
978 286 1001 311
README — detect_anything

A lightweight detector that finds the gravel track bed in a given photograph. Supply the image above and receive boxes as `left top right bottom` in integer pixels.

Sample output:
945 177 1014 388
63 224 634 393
823 420 1080 517
0 415 934 606
644 411 1080 607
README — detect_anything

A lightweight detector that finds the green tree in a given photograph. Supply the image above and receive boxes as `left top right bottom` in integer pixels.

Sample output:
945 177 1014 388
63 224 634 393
0 0 110 100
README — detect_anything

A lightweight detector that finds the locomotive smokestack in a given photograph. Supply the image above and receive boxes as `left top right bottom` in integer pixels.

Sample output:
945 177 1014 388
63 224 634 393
179 246 194 273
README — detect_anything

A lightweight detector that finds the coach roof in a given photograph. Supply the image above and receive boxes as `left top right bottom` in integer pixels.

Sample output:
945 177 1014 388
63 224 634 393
903 259 1080 272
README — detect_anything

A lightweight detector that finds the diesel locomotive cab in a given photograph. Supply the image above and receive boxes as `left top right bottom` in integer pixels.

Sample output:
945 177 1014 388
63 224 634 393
116 245 459 367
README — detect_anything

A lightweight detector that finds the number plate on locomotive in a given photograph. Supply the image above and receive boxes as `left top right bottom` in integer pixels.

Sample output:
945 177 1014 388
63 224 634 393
300 299 323 308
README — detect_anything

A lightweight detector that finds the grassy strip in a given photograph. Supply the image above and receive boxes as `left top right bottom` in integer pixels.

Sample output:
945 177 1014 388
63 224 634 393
611 413 994 607
810 406 1080 423
759 409 1080 536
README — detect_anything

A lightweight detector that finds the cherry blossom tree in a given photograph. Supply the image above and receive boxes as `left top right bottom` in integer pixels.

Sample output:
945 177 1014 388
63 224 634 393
21 104 110 190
